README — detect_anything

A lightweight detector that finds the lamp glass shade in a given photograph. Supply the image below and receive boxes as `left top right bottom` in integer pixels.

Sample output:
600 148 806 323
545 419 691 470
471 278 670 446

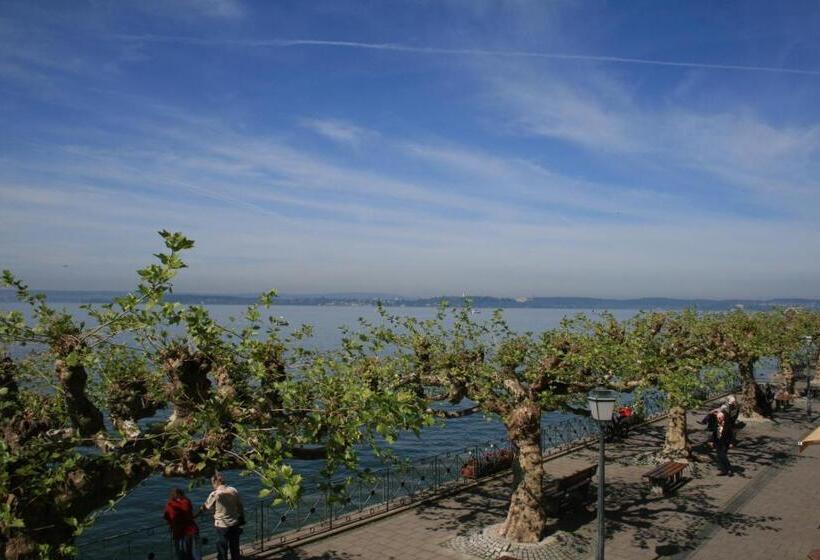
588 387 618 421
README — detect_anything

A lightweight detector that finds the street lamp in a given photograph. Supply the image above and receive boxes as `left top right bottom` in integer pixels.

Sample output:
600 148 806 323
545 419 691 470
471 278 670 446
805 336 814 417
588 387 618 560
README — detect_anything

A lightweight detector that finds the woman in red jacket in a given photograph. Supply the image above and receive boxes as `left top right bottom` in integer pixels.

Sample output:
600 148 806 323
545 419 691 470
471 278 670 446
163 488 202 560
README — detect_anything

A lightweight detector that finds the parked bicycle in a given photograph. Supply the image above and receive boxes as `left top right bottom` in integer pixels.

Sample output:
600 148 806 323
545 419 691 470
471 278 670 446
604 406 641 442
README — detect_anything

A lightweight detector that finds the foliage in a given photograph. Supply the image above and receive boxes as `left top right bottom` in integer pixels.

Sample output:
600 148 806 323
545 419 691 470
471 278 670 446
353 303 626 542
0 232 430 558
764 308 811 372
3 232 820 552
624 309 725 410
703 309 775 370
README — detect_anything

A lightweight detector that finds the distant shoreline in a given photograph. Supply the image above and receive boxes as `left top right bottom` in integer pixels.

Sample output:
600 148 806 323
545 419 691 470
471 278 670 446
1 290 818 311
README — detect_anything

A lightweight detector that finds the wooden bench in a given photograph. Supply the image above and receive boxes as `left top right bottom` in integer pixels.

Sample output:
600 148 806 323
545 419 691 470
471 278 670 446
543 465 596 516
643 461 687 496
774 392 794 411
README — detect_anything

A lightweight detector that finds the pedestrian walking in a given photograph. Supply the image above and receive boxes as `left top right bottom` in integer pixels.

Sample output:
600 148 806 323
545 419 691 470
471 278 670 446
200 472 245 560
714 410 734 476
719 395 739 447
163 488 201 560
699 408 719 447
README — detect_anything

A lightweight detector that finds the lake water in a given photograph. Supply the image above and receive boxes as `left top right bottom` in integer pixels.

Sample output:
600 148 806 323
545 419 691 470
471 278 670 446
0 303 775 558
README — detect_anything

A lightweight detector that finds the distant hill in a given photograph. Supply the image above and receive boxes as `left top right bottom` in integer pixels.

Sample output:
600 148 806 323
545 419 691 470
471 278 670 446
397 296 820 311
1 290 818 311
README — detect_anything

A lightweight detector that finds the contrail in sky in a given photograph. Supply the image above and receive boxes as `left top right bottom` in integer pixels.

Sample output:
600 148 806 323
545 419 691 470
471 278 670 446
114 35 820 76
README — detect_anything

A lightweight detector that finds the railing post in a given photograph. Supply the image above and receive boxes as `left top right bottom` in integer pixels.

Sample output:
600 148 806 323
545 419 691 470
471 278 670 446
328 485 333 530
260 500 265 552
385 465 390 512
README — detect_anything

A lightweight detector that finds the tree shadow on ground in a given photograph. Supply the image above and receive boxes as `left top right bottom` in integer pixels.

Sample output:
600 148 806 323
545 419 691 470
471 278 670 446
409 416 787 543
595 478 782 556
594 405 801 556
411 478 512 535
409 402 805 557
278 548 362 560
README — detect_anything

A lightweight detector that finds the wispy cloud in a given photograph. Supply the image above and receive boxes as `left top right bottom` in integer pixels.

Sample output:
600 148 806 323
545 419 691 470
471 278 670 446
488 68 820 209
300 118 376 147
4 176 819 298
397 142 693 221
3 2 820 299
490 79 641 153
2 101 817 296
136 0 245 20
112 35 820 76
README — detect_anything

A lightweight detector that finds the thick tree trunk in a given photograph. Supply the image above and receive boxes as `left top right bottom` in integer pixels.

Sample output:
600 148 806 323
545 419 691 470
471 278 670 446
5 455 153 560
814 348 820 380
739 360 771 418
3 535 44 560
55 359 104 437
781 362 795 394
498 402 546 543
661 406 690 459
162 346 212 424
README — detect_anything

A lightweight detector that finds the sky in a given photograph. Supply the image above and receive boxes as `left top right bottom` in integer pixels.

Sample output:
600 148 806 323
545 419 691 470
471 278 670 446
1 0 820 299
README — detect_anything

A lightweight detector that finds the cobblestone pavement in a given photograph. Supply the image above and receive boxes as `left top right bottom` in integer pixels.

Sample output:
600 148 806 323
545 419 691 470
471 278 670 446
443 525 588 560
247 400 820 560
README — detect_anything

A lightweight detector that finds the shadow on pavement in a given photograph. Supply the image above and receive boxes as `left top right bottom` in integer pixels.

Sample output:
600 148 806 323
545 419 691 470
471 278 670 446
278 548 362 560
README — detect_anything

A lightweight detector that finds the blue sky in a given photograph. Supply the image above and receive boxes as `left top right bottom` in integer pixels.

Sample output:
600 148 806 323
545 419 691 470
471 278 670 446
1 1 819 298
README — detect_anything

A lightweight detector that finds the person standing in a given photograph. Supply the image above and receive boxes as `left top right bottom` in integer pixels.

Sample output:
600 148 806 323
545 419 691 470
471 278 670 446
714 410 734 476
722 395 738 419
163 488 201 560
719 396 739 447
201 472 245 560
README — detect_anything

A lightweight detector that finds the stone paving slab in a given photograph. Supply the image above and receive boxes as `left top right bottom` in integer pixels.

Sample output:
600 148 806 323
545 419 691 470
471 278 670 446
683 421 820 560
248 400 820 560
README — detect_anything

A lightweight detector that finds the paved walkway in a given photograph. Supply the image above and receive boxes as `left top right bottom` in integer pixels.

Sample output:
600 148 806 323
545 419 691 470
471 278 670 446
248 401 820 560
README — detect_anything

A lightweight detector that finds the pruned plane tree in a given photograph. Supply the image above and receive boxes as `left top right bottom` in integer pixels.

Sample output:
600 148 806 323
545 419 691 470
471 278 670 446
0 232 429 559
354 305 629 544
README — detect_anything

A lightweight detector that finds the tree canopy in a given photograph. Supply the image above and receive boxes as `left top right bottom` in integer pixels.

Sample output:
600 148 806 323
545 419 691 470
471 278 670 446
0 232 429 559
2 232 819 554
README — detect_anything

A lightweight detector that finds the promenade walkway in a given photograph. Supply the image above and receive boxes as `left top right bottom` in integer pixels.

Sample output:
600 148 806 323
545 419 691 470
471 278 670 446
245 401 820 560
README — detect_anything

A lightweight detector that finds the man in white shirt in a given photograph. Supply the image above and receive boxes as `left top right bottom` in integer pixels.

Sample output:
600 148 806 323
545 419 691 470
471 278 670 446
200 472 244 560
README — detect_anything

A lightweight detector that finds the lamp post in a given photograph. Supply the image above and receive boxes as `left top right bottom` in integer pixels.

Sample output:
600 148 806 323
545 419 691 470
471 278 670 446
805 336 814 417
588 387 618 560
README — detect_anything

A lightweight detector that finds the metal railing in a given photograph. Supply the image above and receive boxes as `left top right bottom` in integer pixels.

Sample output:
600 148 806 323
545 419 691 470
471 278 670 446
76 440 513 559
76 522 176 560
76 382 735 559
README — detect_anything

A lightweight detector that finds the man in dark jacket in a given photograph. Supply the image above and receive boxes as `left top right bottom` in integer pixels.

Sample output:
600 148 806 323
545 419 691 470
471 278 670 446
700 409 719 446
719 396 739 447
714 410 734 476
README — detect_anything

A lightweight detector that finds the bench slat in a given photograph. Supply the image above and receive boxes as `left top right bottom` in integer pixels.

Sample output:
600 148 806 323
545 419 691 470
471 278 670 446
556 466 597 489
643 461 686 481
643 461 687 496
543 465 596 514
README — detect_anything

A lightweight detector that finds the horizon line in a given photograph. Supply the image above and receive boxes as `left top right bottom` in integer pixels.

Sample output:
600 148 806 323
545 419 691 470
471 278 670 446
2 288 819 303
